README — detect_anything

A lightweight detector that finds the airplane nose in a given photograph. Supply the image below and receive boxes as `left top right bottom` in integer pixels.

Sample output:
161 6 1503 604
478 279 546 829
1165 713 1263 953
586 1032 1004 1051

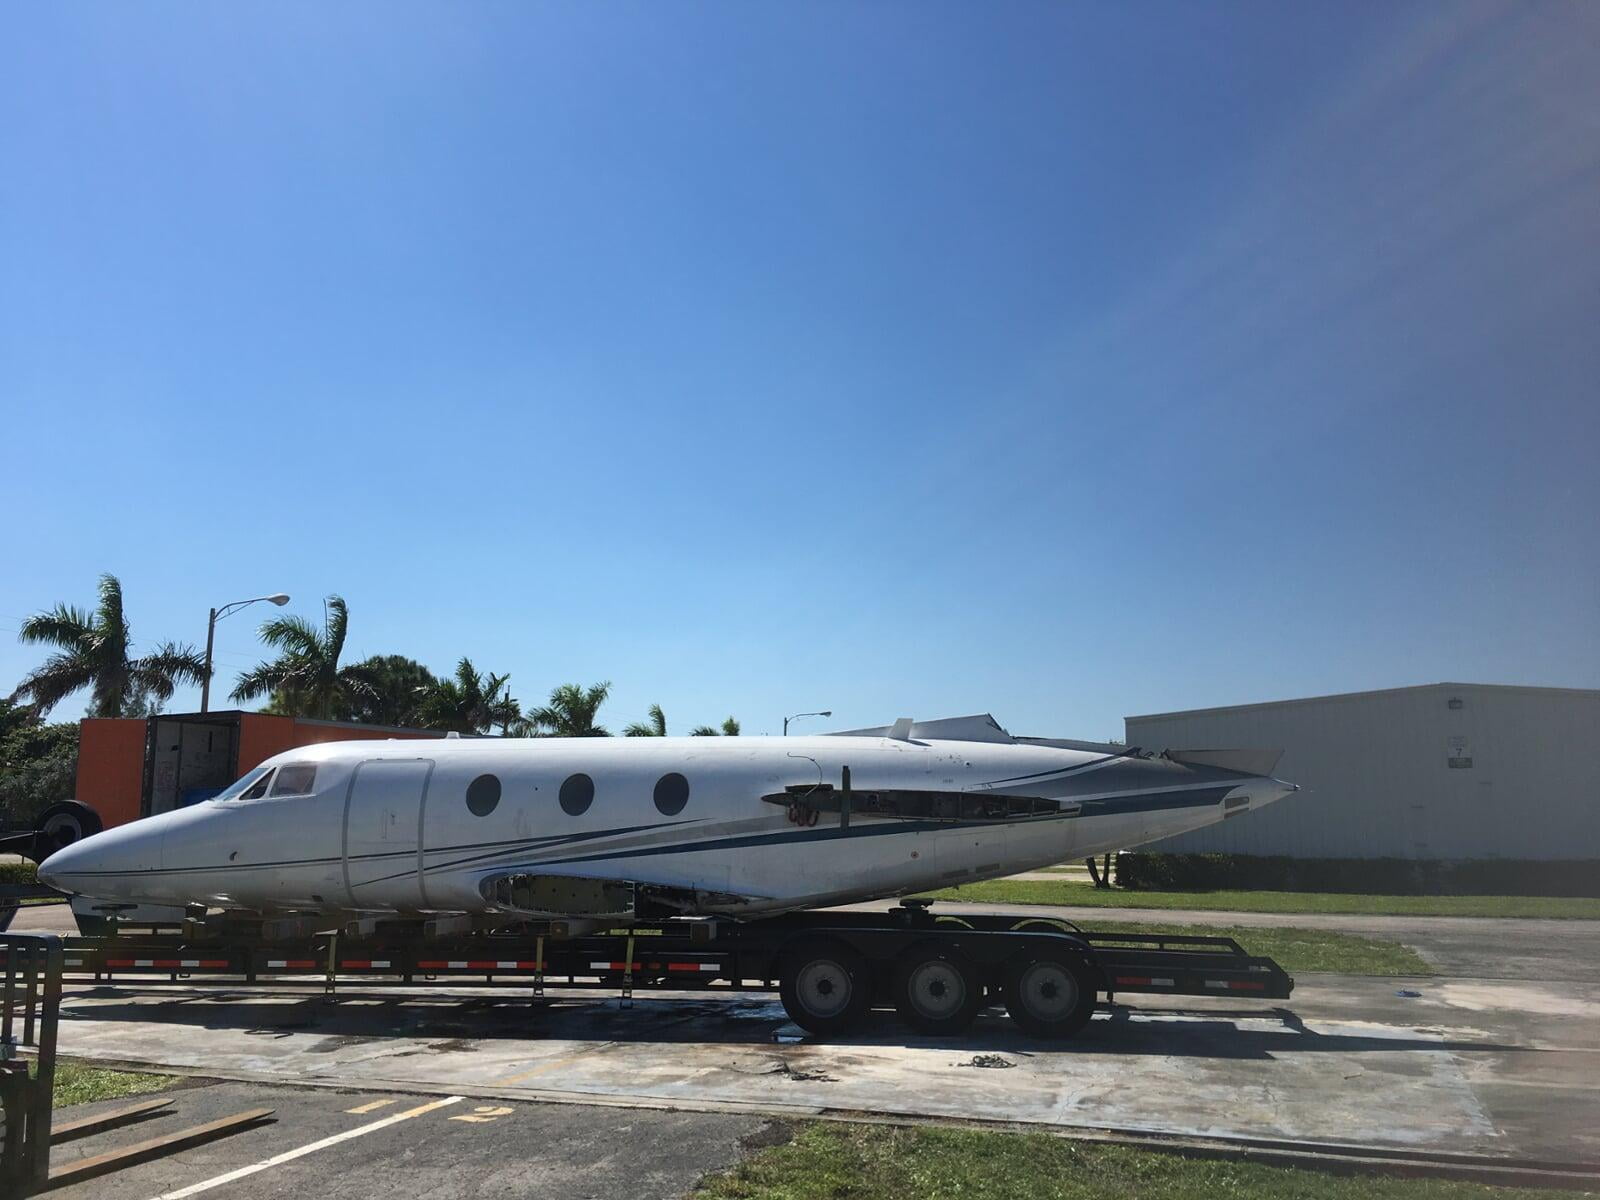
37 819 167 897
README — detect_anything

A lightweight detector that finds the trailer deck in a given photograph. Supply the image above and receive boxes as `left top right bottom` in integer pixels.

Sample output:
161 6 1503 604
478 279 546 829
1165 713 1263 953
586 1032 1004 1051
43 901 1292 1039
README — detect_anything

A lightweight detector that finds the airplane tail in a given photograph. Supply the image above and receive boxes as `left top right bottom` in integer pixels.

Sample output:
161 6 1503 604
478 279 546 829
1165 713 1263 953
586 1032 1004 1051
1163 747 1284 777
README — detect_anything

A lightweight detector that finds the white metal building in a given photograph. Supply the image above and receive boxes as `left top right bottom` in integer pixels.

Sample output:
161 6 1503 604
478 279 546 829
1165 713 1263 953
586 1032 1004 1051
1124 683 1599 860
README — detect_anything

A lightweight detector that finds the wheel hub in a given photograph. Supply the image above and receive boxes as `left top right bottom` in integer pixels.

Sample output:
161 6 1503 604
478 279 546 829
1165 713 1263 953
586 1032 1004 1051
907 960 966 1019
796 959 852 1018
1018 961 1077 1019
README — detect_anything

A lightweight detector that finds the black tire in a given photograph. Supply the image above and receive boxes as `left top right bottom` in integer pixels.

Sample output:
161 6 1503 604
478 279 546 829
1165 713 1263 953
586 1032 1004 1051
893 945 983 1036
33 800 103 855
1004 950 1097 1039
779 937 871 1036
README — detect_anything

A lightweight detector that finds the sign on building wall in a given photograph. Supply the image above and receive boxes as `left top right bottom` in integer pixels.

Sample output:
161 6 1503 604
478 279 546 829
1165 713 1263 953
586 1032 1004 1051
1447 735 1473 769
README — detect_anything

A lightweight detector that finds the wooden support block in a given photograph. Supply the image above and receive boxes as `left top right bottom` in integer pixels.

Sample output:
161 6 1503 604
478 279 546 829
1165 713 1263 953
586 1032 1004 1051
51 1096 173 1142
43 1108 275 1189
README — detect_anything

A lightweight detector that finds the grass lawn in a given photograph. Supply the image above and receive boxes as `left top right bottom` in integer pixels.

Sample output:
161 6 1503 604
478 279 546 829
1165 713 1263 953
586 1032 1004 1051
52 1060 174 1107
695 1122 1547 1200
925 879 1600 919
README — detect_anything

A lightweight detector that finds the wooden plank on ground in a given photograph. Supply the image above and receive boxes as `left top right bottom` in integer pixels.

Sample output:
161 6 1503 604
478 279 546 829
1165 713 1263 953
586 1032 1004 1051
51 1096 174 1142
42 1108 275 1190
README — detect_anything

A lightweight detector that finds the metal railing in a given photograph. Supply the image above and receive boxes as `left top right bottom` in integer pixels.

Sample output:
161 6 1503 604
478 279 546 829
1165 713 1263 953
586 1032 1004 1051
0 935 62 1196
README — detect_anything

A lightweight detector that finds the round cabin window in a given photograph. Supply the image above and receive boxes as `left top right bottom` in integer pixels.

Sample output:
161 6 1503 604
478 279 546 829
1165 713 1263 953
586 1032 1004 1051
654 772 689 816
560 773 595 816
466 774 501 817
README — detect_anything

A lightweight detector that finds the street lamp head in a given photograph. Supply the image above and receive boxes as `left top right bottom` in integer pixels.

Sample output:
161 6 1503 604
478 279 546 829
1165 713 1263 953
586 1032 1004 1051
266 594 291 606
820 711 832 717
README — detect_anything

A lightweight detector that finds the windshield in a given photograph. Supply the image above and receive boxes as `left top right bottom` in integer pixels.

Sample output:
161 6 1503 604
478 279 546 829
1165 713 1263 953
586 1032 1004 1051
212 766 271 803
269 764 317 797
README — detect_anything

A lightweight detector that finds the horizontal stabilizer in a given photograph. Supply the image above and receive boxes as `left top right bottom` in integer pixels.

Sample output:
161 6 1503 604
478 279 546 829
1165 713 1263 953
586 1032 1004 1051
830 714 1016 744
1164 748 1283 777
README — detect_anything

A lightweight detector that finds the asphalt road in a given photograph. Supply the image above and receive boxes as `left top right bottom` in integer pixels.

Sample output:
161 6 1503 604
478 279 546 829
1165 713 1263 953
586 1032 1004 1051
50 1079 767 1200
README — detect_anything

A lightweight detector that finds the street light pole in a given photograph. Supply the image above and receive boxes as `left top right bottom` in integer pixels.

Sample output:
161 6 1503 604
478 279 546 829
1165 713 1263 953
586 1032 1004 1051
201 593 291 713
783 710 832 736
201 607 218 713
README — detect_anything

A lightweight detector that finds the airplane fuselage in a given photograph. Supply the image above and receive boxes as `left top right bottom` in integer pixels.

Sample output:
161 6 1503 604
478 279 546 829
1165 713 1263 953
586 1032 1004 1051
40 731 1296 919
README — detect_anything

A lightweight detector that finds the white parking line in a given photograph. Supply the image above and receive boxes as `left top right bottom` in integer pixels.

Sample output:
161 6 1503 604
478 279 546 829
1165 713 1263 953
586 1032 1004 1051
148 1095 465 1199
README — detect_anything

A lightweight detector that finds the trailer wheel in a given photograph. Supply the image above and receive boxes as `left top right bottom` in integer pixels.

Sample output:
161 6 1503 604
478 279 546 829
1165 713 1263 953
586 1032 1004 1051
894 946 982 1036
34 800 103 854
779 938 870 1036
1004 951 1096 1039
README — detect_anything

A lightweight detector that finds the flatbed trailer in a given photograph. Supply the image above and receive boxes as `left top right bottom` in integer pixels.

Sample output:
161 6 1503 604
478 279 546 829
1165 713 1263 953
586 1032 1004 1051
48 901 1292 1039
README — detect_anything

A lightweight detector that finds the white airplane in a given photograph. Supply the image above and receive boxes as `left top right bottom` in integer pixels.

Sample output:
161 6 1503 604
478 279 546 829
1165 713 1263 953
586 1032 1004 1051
39 714 1296 922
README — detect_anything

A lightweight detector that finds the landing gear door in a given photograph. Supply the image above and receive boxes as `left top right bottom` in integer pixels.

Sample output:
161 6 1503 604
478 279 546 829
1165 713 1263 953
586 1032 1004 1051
342 758 433 909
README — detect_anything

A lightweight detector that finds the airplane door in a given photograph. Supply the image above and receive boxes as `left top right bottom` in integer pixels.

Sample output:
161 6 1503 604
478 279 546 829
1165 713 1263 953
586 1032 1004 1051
343 759 432 909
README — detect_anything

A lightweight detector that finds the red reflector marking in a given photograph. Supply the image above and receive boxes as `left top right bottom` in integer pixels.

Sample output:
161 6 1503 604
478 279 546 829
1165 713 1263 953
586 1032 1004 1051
666 963 720 973
1204 979 1267 991
1115 976 1175 987
589 961 642 971
265 960 316 969
417 961 545 970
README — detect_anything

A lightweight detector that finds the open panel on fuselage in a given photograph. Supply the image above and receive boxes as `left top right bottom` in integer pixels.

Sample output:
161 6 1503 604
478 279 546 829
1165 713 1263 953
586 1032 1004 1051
762 786 1067 821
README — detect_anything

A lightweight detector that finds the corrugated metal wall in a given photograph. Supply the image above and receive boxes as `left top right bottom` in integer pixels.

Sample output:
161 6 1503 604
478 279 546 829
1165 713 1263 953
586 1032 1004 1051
1125 684 1599 860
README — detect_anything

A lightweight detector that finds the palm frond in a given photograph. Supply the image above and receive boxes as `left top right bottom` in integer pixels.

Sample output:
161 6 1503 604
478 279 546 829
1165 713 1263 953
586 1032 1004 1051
10 653 97 715
255 614 324 657
16 605 94 651
230 660 300 703
132 643 209 691
689 725 718 737
335 665 380 703
95 573 127 634
323 595 350 662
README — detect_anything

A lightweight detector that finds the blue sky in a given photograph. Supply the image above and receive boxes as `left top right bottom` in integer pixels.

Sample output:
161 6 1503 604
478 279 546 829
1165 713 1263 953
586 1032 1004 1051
3 1 1596 739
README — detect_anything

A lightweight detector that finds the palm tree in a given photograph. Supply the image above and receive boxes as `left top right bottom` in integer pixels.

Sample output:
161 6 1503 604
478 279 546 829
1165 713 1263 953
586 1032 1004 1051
527 681 612 737
419 658 518 735
690 716 742 737
624 703 668 737
230 595 377 720
10 574 207 717
486 678 523 736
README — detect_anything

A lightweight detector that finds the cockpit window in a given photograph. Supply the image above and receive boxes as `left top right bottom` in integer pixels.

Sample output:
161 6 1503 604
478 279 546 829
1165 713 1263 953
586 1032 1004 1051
269 764 317 797
239 769 275 801
214 766 271 803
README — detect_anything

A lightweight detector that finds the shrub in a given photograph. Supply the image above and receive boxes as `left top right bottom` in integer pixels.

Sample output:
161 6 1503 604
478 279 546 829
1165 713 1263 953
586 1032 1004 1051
0 714 78 828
